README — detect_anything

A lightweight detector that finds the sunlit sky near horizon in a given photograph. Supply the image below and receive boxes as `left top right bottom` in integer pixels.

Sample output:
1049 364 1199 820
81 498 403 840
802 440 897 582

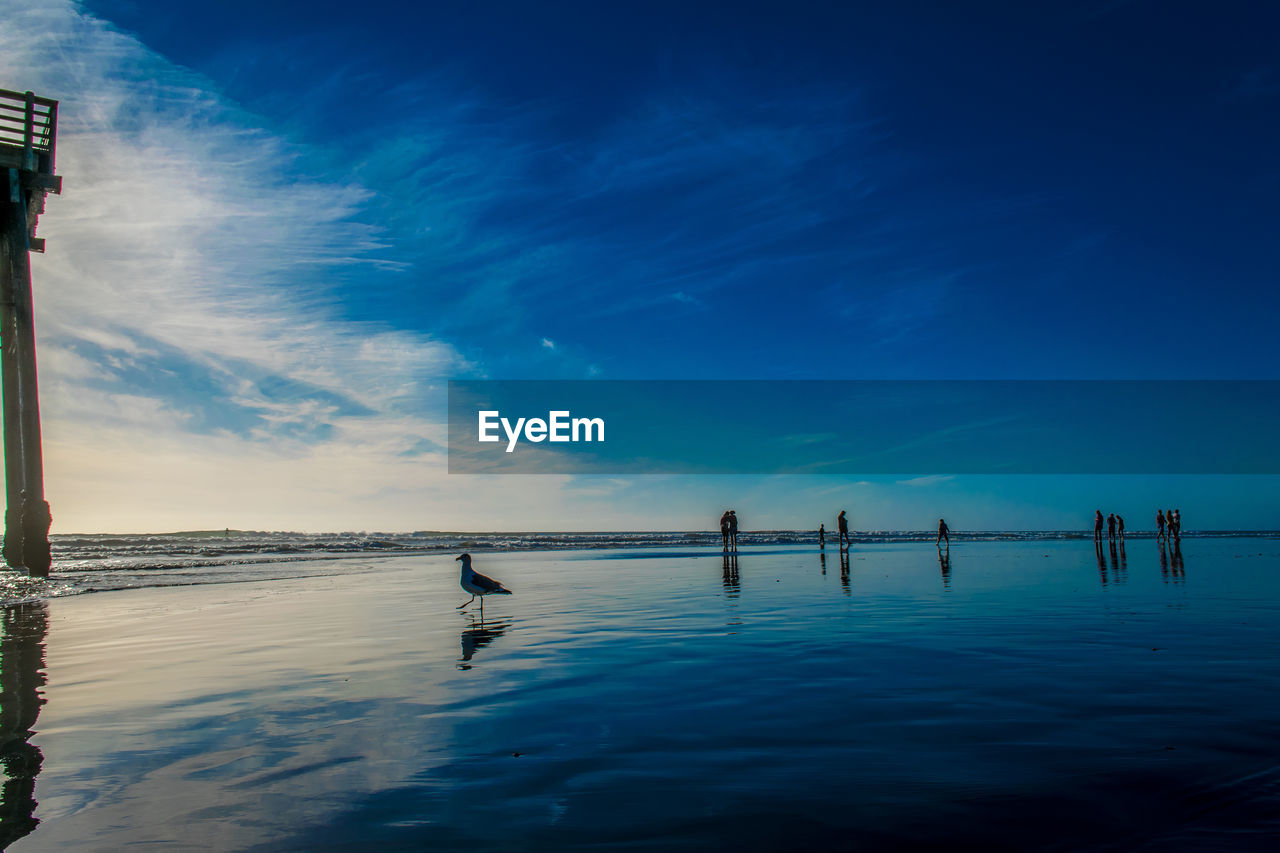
2 0 1279 533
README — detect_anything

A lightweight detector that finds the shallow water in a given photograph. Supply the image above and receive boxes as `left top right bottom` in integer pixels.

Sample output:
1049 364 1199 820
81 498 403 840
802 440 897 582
7 538 1280 849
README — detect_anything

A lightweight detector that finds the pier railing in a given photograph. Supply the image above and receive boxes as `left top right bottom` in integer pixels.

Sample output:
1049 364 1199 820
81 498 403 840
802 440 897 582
0 89 58 174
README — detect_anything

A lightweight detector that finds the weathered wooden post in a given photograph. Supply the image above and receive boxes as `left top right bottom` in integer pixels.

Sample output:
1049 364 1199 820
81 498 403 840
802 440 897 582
0 89 60 577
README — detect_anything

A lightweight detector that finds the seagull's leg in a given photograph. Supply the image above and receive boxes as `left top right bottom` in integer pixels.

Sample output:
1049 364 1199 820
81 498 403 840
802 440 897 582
479 596 484 617
457 595 474 610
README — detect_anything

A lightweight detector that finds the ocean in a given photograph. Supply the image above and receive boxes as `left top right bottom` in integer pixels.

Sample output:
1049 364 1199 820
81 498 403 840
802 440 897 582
1 529 1273 605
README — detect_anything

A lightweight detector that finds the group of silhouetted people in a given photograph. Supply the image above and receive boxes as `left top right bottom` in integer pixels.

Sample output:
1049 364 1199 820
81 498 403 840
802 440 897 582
1093 510 1126 544
1156 508 1181 542
1092 509 1181 543
817 510 852 550
719 510 739 552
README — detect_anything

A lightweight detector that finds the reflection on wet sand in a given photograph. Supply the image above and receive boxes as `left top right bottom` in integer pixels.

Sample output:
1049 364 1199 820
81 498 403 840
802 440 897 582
819 552 826 576
0 602 46 849
938 546 951 590
1160 540 1186 585
458 617 509 670
722 553 740 597
839 549 851 595
1109 540 1127 584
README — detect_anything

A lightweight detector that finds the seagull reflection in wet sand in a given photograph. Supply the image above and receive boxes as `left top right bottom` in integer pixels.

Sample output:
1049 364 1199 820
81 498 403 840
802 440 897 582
458 617 509 670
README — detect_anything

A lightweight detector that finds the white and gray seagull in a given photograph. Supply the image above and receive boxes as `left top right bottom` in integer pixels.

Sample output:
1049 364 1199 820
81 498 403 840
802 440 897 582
455 553 512 614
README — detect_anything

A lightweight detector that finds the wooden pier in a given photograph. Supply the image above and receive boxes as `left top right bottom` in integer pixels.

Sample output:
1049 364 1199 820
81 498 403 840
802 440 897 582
0 89 60 577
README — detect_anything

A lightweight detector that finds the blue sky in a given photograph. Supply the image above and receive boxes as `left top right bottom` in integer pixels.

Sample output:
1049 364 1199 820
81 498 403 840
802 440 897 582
3 0 1279 531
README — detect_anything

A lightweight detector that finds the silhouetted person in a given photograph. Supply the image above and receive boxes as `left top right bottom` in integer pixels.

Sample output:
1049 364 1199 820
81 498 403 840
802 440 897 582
1168 508 1177 542
1107 513 1116 543
1094 510 1104 543
1172 508 1182 541
728 510 739 552
1117 514 1125 542
937 517 950 547
818 523 825 548
1156 510 1166 542
838 510 850 549
720 511 731 551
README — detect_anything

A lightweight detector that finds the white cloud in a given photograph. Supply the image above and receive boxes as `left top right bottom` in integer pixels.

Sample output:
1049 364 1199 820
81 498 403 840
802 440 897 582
1 0 489 531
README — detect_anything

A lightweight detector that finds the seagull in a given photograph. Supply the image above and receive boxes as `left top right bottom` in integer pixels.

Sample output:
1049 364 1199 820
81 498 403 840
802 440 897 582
456 553 512 614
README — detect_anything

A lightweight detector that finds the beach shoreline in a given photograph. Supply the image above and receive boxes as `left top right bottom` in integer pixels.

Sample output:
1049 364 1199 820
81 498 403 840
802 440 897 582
3 538 1279 849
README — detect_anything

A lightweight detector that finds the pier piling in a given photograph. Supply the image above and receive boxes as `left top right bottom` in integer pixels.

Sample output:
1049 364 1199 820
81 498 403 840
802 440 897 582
0 89 59 577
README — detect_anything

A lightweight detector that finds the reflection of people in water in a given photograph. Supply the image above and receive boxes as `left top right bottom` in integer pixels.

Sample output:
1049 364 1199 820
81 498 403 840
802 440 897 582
937 518 950 547
819 551 827 575
1095 538 1107 585
1159 537 1185 583
722 552 740 596
838 510 850 550
818 524 825 549
458 617 508 670
938 546 951 588
839 548 851 594
0 602 47 849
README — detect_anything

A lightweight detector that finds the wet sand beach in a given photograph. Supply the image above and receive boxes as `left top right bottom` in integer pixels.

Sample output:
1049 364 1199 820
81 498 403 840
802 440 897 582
8 538 1280 850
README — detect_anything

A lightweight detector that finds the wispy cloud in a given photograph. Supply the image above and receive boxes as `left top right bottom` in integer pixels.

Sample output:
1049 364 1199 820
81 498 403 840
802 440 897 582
2 0 476 529
896 475 956 487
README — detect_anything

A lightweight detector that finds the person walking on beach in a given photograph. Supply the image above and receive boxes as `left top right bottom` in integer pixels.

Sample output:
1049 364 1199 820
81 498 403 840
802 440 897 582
838 510 850 550
1107 513 1116 543
720 511 731 551
1117 514 1125 542
1156 509 1166 542
1172 508 1181 541
819 523 826 548
937 517 950 548
728 510 739 551
1094 510 1104 543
